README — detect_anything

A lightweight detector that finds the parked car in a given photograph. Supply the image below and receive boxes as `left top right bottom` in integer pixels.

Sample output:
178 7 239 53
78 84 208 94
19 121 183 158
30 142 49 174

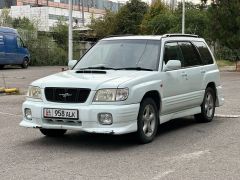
0 27 30 69
20 34 224 143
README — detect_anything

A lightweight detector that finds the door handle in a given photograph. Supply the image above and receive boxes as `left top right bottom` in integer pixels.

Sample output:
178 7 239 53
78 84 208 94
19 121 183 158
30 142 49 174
181 72 188 77
201 69 206 74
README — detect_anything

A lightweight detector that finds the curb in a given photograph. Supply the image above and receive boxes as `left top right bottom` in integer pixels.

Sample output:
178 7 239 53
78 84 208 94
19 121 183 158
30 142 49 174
0 87 19 94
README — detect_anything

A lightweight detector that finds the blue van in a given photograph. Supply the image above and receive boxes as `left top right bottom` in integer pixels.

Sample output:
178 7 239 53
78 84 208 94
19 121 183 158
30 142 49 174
0 27 30 69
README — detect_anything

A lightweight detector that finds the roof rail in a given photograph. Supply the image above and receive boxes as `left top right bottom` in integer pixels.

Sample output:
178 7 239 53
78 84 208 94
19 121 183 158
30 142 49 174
162 34 199 38
104 34 134 38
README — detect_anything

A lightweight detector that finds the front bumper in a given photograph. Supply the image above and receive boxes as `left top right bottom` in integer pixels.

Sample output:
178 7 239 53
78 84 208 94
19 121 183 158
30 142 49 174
216 85 224 107
20 100 140 135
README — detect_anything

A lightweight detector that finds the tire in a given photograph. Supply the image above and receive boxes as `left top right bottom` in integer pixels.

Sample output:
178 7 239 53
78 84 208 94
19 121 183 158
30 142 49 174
0 65 4 69
195 87 216 123
39 129 67 137
21 58 29 69
136 98 159 144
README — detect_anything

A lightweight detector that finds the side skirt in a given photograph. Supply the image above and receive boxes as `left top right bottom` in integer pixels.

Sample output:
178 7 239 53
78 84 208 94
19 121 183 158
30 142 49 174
159 107 201 124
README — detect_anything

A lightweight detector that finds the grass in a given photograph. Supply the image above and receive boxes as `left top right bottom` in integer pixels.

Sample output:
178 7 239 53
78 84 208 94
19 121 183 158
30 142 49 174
216 60 236 67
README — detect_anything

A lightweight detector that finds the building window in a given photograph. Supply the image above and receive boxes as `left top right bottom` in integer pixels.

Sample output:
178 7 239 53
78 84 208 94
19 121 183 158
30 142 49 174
49 14 83 23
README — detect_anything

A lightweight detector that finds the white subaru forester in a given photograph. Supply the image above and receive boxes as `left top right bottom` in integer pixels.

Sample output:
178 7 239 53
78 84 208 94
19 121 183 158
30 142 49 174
20 34 224 143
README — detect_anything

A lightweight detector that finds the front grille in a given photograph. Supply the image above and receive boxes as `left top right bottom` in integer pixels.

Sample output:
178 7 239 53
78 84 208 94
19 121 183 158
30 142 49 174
45 87 91 103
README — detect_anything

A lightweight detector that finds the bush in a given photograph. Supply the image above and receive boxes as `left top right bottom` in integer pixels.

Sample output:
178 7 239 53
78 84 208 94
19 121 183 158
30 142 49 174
29 36 67 66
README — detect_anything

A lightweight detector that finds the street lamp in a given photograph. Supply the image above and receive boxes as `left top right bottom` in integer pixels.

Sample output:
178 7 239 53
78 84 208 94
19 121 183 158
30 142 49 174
182 0 185 34
68 0 73 62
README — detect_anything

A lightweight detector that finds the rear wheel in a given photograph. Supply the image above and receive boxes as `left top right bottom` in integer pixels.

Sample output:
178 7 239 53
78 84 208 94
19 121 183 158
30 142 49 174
0 65 4 69
39 129 67 137
195 87 216 123
136 98 159 144
21 58 29 69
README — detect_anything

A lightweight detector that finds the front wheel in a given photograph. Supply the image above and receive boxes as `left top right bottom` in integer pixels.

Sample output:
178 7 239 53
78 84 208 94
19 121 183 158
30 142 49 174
21 58 29 69
40 129 67 137
136 98 159 144
195 87 216 123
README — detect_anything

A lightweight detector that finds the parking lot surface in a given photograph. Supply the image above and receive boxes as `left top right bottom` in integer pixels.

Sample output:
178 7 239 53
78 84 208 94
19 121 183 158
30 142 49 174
0 66 240 180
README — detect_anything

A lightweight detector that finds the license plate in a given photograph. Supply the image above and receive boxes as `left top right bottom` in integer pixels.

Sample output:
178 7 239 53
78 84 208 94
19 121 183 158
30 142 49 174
43 108 79 120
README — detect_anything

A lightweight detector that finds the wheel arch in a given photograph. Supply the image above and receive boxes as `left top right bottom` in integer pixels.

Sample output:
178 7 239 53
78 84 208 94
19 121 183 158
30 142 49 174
206 82 216 96
23 56 30 62
141 90 162 113
206 82 220 106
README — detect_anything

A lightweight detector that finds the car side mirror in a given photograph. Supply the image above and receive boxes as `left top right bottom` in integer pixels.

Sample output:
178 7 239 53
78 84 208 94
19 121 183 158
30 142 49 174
68 60 78 69
163 60 181 71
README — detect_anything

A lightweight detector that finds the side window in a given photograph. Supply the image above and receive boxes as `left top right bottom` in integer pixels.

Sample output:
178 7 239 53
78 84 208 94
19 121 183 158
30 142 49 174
17 37 24 48
0 35 4 45
193 41 214 65
178 42 202 67
163 42 183 65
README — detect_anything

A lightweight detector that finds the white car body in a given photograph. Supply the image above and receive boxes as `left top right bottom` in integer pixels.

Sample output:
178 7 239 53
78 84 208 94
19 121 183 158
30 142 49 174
20 35 224 135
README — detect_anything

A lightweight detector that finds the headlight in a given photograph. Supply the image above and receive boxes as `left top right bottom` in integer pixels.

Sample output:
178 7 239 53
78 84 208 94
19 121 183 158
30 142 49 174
94 88 129 102
27 86 42 99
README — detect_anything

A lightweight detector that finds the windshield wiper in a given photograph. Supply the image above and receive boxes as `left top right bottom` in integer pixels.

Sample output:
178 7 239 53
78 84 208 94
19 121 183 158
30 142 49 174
79 66 117 70
116 67 154 71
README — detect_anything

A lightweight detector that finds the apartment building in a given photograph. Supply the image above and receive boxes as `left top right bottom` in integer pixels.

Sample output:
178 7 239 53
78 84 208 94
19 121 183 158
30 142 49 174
16 0 121 13
1 0 123 31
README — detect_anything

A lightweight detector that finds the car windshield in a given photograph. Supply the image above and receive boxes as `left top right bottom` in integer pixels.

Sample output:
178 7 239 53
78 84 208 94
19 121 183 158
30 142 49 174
74 39 161 71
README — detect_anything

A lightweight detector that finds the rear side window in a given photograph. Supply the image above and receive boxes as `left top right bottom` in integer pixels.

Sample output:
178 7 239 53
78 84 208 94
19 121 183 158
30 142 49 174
0 35 4 45
163 42 183 65
178 42 203 67
193 41 214 64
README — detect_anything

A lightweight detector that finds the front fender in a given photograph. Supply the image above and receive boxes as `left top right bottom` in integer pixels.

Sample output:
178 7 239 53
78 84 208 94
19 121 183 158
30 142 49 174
126 80 163 104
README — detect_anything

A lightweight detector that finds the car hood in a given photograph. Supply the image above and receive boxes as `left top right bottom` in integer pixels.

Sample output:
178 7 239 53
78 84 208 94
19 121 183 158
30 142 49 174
31 70 153 90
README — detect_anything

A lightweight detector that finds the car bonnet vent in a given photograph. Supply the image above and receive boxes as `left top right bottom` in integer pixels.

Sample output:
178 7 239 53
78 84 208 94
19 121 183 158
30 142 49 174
75 70 106 74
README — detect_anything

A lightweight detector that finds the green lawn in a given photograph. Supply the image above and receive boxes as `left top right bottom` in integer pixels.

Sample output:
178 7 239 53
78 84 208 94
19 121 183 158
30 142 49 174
216 60 236 67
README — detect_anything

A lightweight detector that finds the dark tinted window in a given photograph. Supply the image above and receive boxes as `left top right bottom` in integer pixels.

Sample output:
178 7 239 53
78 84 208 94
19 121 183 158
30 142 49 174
163 42 183 65
178 42 202 67
193 41 214 64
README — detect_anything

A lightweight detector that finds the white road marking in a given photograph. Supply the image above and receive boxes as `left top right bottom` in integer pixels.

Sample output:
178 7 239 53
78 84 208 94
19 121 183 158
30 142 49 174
177 150 210 160
0 111 22 117
152 150 209 179
152 170 175 180
215 114 240 118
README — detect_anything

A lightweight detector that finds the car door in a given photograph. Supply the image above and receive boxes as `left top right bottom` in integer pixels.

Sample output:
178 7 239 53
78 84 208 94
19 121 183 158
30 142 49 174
161 41 190 115
16 36 25 64
0 34 6 64
177 41 204 108
4 34 18 64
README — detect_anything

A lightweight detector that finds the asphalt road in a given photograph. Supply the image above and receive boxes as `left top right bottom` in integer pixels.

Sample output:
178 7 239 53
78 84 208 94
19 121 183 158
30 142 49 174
0 66 240 180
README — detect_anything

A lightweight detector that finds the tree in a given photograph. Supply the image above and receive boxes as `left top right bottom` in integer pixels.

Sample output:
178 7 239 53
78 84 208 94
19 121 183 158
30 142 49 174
140 0 171 34
174 2 209 37
208 0 240 51
0 8 12 27
89 10 117 38
51 19 68 50
12 17 36 30
115 0 148 34
90 0 148 37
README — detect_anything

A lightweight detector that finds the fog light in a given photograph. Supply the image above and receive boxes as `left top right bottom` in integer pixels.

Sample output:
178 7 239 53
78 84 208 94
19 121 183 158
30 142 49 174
98 113 113 125
24 108 32 120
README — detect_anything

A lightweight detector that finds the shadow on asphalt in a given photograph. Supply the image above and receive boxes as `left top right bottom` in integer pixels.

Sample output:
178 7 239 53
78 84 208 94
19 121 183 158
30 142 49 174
0 66 22 70
20 116 201 150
